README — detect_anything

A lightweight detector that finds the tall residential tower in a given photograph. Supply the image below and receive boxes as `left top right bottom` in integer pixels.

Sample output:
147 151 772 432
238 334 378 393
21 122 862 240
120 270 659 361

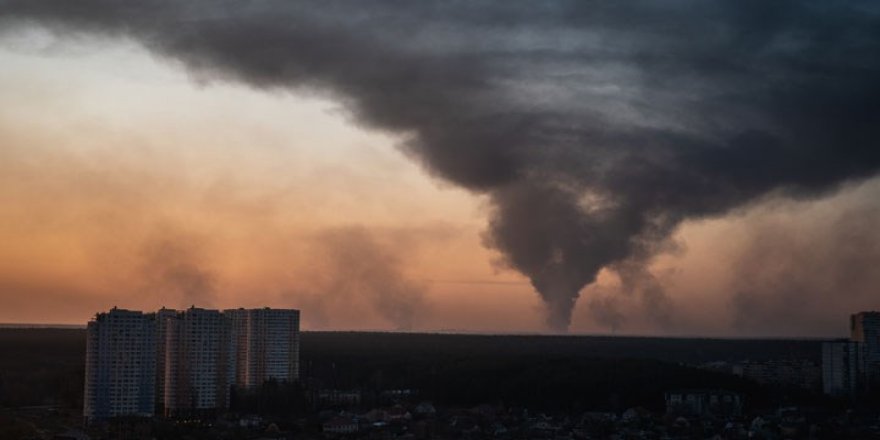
163 307 233 417
227 308 300 388
851 311 880 386
83 308 157 422
822 340 866 397
851 312 880 362
84 306 300 422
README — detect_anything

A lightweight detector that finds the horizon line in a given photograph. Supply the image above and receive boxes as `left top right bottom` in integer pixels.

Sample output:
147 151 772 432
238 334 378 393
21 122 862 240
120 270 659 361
0 322 841 341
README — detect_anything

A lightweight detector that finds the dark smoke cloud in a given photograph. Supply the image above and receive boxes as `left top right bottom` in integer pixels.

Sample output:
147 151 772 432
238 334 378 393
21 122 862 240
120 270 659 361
586 294 625 334
613 260 675 329
138 230 216 308
728 191 880 337
4 1 880 330
297 226 427 331
582 259 677 334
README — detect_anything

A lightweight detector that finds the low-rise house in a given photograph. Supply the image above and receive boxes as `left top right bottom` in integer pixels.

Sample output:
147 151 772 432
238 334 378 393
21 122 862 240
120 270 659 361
324 416 359 434
53 430 90 440
665 389 743 418
317 389 362 407
414 401 436 417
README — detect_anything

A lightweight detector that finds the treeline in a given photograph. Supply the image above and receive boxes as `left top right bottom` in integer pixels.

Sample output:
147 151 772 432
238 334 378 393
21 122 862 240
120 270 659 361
302 350 832 413
0 328 85 408
301 331 822 364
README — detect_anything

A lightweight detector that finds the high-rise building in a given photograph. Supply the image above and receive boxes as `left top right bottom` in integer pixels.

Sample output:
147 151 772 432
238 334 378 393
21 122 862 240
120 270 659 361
84 306 300 421
225 308 250 388
154 307 177 414
83 308 157 422
851 311 880 387
851 312 880 362
163 307 233 417
226 308 300 388
822 340 866 397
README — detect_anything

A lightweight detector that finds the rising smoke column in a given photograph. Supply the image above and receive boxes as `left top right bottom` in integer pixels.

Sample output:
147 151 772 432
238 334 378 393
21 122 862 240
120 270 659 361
3 1 880 330
305 227 427 331
138 229 217 308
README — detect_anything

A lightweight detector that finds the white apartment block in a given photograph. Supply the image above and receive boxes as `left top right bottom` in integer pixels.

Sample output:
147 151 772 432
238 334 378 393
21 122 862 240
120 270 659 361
84 306 300 421
226 308 250 388
163 307 233 417
226 308 301 388
83 308 157 422
154 307 177 414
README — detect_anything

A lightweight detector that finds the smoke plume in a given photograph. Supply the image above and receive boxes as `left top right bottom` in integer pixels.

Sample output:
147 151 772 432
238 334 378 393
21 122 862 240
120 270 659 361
138 230 217 308
298 226 427 331
727 189 880 336
4 1 880 330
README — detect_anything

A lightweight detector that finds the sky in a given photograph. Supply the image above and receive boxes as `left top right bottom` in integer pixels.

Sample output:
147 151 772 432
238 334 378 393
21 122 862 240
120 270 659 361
1 1 879 337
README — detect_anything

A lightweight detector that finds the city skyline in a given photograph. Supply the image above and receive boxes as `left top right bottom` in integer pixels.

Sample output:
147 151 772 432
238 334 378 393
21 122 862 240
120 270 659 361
2 2 880 337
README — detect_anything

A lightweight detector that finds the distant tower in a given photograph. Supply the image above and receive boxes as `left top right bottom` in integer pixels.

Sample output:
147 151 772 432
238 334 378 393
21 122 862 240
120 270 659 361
154 307 177 415
83 308 157 422
163 307 233 417
225 308 250 388
851 312 880 361
822 340 866 397
851 311 880 386
225 308 300 388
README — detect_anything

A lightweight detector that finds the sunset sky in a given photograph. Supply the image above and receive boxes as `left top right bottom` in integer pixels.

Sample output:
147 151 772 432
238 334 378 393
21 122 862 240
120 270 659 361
2 2 879 336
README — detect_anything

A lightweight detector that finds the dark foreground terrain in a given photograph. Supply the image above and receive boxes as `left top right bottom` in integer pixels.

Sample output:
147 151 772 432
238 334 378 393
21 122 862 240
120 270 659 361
3 328 867 439
0 328 821 409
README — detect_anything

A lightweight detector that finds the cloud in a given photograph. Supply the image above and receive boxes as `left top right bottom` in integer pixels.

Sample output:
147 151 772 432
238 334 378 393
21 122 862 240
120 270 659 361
137 228 217 308
292 226 428 331
3 1 880 330
725 186 880 336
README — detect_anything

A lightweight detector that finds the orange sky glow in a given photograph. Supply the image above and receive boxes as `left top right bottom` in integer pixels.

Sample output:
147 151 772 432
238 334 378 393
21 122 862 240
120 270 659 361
1 31 878 337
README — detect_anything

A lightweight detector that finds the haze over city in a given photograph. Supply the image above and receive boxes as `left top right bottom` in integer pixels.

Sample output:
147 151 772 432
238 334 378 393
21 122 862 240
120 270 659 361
2 1 880 337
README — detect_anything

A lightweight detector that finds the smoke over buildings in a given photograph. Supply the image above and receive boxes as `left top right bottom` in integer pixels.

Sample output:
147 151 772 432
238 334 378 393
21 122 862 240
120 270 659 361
138 230 217 308
2 1 880 330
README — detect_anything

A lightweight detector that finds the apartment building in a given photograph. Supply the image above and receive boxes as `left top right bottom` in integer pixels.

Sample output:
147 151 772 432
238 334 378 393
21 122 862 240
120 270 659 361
163 307 233 417
83 308 157 422
227 308 300 388
84 306 300 421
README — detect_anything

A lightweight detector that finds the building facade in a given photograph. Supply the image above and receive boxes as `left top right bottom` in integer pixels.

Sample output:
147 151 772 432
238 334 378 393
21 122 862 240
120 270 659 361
83 308 157 422
85 306 300 421
154 307 177 415
732 359 821 391
227 308 301 388
851 312 880 361
822 340 866 397
851 312 880 385
665 389 743 418
225 308 250 388
163 307 233 417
